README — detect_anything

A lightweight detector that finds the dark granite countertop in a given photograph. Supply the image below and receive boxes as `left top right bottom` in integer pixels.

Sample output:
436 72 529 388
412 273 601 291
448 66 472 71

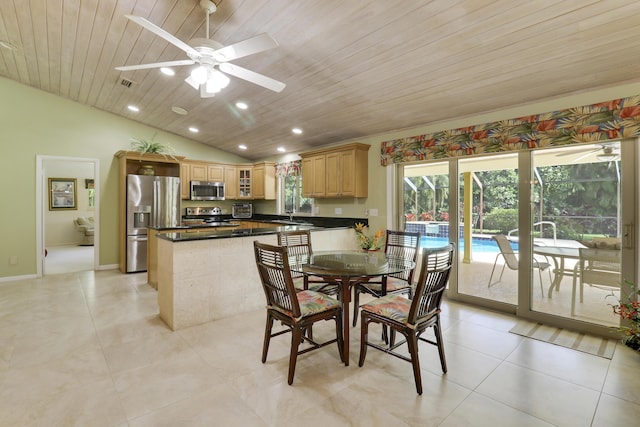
156 224 331 242
150 214 367 231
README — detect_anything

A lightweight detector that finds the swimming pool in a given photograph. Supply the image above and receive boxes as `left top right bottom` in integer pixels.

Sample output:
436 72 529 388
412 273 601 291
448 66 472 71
421 236 519 253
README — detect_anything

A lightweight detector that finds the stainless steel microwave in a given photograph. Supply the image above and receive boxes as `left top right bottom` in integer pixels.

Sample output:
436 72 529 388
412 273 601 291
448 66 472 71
190 181 225 201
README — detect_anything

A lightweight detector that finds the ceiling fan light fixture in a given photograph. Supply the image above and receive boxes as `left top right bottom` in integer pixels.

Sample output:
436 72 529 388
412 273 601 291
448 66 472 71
191 65 208 84
210 69 230 89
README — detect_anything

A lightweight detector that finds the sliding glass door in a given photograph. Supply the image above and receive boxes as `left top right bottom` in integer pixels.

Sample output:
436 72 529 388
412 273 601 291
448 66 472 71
529 142 629 328
398 139 636 334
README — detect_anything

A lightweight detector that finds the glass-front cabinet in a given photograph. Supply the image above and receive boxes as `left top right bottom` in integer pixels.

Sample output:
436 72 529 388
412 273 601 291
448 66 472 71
238 167 252 198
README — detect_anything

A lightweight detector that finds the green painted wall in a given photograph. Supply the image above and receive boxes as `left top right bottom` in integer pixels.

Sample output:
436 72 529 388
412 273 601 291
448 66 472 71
2 75 640 279
0 77 248 278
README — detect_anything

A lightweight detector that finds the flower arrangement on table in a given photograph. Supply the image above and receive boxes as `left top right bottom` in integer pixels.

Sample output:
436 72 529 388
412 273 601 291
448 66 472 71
354 223 385 251
607 280 640 351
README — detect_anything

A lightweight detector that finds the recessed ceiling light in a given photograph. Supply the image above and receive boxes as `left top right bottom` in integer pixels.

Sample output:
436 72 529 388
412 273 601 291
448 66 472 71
127 105 139 112
238 144 247 150
277 147 286 153
171 106 188 115
236 101 248 110
292 128 303 135
160 67 175 76
188 127 199 133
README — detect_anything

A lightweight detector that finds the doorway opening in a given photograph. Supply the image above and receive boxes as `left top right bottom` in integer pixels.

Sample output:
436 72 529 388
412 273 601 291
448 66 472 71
36 155 100 276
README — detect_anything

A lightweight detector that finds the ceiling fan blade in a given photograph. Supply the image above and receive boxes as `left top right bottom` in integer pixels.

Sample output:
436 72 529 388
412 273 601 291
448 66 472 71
213 33 279 62
218 63 286 92
185 75 199 90
116 59 195 71
125 15 199 57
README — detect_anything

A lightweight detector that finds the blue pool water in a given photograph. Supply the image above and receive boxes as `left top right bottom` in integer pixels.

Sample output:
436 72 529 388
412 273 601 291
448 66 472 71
421 236 519 253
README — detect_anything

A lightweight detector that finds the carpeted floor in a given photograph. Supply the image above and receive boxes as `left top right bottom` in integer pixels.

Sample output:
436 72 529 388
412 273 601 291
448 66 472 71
509 319 618 359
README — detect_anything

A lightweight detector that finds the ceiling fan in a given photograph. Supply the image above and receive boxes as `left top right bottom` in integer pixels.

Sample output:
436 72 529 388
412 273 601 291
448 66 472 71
115 0 285 98
558 142 620 162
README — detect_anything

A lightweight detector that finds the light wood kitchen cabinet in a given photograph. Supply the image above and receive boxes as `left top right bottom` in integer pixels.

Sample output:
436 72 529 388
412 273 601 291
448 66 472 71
189 162 208 181
252 162 276 200
207 164 224 182
302 155 326 197
300 143 369 198
180 162 190 199
224 165 238 199
238 166 252 199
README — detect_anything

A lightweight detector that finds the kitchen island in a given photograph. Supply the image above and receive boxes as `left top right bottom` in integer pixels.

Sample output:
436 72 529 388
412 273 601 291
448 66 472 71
155 225 358 331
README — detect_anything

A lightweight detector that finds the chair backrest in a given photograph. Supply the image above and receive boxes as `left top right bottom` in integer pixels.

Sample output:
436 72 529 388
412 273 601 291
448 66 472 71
408 243 454 325
579 247 621 287
493 235 519 270
385 230 422 282
277 230 312 278
254 241 301 318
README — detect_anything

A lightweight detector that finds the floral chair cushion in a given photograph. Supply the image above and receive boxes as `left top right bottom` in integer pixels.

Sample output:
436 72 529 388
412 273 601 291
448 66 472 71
297 290 341 317
361 294 411 324
361 276 411 292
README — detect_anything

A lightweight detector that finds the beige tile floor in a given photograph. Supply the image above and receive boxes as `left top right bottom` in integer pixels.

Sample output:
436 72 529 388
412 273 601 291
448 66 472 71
1 269 640 426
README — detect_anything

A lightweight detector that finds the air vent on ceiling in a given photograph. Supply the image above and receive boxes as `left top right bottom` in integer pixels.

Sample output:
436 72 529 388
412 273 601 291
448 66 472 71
120 78 135 88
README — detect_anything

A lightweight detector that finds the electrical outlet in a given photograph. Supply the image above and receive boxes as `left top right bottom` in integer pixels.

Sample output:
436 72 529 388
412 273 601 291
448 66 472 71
369 208 379 216
335 207 342 214
9 256 18 265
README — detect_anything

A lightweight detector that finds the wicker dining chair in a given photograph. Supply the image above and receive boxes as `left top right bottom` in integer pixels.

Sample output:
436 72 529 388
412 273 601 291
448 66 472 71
352 230 421 327
277 229 339 295
254 241 344 385
358 243 454 395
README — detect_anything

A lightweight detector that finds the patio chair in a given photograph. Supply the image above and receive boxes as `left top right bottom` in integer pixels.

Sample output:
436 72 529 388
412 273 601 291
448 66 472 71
253 241 344 385
352 230 421 327
358 243 454 395
571 247 621 316
488 234 551 297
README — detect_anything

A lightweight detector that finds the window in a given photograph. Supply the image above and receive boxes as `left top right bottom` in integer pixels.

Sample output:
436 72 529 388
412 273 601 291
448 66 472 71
282 175 313 214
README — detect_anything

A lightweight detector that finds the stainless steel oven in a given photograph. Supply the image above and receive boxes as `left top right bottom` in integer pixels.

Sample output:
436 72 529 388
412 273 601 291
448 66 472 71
190 181 225 201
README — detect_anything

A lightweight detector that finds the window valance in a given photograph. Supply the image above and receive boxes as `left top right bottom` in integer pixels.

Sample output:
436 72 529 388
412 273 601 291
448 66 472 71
275 160 302 177
380 95 640 165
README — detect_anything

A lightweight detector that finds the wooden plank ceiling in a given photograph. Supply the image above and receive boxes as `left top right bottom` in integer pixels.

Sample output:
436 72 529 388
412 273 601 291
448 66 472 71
1 0 639 160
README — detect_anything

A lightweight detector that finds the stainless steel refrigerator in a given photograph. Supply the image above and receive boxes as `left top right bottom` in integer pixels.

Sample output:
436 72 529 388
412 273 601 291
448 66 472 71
126 174 181 273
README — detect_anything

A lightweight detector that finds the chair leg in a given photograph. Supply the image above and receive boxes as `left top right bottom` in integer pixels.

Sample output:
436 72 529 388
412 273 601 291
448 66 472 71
488 255 499 287
335 311 345 363
433 319 447 373
287 326 303 385
358 312 370 367
262 313 274 363
352 286 360 327
571 274 578 316
406 331 423 395
537 269 545 297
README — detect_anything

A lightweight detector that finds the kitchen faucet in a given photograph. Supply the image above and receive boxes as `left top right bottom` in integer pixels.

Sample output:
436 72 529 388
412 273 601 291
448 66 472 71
285 210 294 221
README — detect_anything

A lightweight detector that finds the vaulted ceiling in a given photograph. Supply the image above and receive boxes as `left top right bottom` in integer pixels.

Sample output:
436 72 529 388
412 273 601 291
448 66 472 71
1 0 639 160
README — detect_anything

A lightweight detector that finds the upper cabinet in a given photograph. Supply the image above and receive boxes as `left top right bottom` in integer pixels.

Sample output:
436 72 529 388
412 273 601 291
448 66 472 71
180 159 275 200
252 162 276 200
300 143 369 198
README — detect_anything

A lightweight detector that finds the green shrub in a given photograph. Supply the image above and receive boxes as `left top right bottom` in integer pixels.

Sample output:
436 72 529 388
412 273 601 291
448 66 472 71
483 208 518 234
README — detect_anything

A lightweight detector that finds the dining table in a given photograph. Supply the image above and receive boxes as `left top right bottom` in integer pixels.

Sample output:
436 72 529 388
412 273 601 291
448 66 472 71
533 246 581 297
289 250 415 366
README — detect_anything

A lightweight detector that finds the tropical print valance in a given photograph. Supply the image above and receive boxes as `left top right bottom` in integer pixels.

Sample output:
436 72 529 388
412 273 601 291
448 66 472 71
275 160 302 177
380 95 640 165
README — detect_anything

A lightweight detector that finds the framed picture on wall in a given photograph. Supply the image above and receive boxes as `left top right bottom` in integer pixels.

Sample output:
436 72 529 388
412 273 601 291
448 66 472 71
49 178 77 210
